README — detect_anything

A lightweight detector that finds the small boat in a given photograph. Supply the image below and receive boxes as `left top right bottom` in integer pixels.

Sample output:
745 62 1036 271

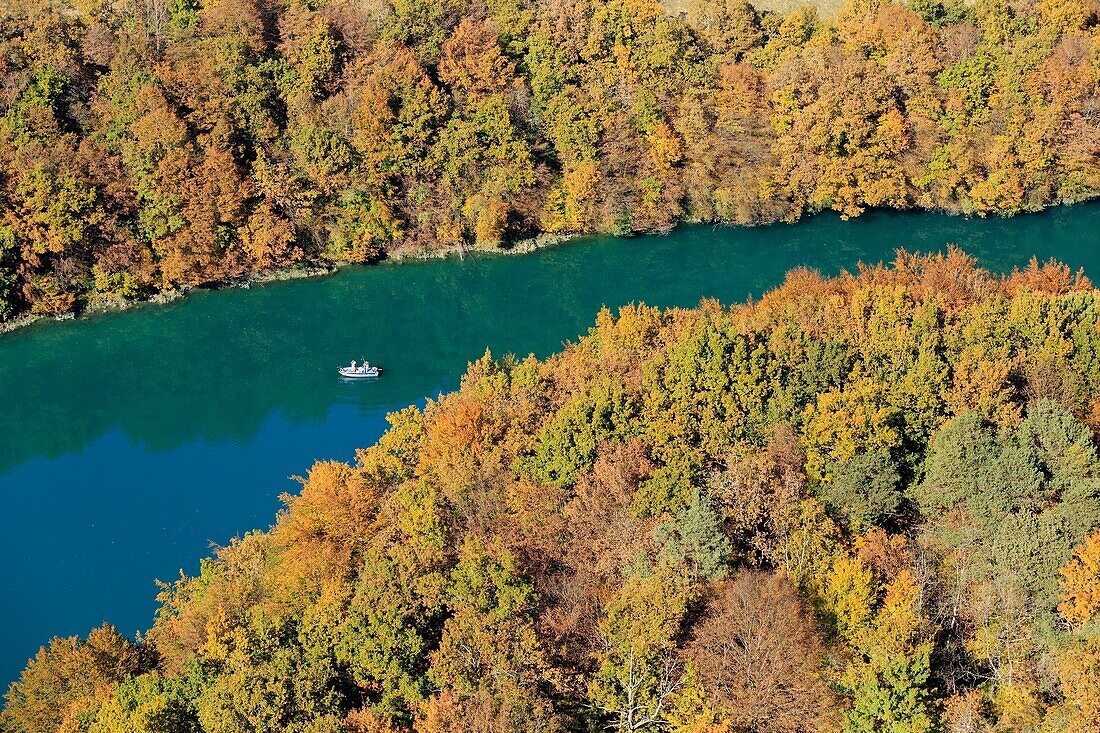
339 361 383 378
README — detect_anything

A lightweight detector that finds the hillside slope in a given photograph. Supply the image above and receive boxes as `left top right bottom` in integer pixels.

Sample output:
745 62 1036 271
5 250 1100 732
4 0 1100 321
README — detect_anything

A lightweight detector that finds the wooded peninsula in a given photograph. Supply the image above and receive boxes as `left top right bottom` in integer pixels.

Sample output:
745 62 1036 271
5 250 1100 732
3 0 1100 321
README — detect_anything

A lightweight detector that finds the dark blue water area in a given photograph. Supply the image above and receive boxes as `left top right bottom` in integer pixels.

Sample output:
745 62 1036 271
0 404 415 669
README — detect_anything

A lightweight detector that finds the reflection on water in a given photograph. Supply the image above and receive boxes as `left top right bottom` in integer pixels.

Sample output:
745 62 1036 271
2 205 1100 686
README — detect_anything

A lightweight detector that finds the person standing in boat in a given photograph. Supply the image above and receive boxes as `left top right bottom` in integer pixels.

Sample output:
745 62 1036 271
350 360 357 372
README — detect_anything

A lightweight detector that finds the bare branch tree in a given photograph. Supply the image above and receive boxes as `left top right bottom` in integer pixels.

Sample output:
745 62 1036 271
595 645 684 732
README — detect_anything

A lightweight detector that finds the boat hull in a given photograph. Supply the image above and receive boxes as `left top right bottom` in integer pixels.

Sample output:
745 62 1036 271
338 367 383 378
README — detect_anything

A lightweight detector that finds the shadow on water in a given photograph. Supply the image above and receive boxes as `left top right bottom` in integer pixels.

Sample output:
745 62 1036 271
2 204 1100 685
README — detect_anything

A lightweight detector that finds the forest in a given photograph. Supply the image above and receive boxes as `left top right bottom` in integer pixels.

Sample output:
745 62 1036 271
4 249 1100 732
3 0 1100 320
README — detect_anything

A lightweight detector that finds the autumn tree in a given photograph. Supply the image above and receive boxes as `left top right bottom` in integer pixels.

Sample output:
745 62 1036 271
1060 531 1100 628
687 571 837 732
1 624 148 733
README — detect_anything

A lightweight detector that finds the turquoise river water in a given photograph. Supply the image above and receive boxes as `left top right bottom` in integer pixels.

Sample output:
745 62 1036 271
2 204 1100 686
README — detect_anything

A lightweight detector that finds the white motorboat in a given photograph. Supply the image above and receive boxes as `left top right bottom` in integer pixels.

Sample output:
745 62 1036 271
339 361 383 378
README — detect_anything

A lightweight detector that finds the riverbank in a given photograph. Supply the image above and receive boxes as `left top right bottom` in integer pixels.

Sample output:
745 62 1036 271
0 198 1086 339
0 232 583 338
0 264 337 337
387 231 582 261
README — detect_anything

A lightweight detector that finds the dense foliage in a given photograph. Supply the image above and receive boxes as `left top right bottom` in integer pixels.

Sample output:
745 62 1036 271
5 250 1100 732
3 0 1100 320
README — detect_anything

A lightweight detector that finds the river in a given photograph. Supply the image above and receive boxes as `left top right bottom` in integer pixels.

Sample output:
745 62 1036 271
2 204 1099 687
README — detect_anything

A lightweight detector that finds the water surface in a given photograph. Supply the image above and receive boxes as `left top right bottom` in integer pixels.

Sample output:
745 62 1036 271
2 205 1100 686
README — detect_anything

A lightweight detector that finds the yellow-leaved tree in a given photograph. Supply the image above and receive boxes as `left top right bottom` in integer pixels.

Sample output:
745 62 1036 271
1059 531 1100 628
